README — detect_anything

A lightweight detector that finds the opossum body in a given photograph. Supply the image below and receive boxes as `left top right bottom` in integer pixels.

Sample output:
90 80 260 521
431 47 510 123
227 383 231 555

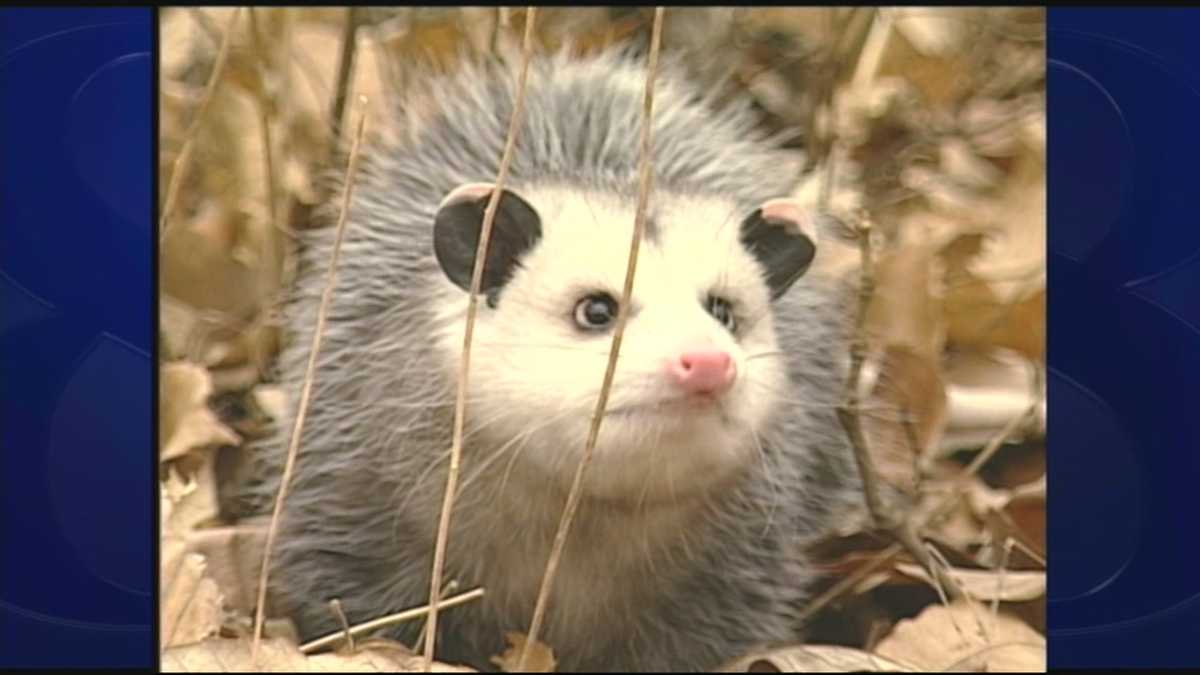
257 49 862 672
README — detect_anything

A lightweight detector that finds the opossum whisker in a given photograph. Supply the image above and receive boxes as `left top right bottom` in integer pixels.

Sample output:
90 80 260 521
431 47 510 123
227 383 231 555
747 425 783 534
387 401 560 524
492 406 583 503
476 402 582 477
743 350 790 362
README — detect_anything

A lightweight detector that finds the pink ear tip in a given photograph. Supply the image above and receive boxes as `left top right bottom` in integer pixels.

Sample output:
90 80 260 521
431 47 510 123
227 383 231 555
438 182 495 210
761 198 817 242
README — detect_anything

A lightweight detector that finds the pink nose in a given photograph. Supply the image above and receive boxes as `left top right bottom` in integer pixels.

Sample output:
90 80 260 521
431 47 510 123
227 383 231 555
668 348 736 395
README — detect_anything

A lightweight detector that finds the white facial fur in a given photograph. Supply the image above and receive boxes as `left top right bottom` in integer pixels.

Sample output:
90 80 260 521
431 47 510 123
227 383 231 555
432 185 792 503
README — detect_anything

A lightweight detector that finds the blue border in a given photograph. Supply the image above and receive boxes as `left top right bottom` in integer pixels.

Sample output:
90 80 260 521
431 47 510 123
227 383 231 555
1047 7 1200 667
0 7 155 667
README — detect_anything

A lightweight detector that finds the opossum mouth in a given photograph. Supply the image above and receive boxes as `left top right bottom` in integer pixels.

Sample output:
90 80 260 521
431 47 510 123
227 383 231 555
604 396 731 425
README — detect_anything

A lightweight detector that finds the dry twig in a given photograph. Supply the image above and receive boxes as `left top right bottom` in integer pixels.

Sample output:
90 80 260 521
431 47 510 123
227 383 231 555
329 7 361 148
300 588 485 655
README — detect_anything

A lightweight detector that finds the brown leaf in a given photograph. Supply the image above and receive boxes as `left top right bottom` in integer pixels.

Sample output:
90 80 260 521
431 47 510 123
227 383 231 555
490 632 557 673
162 636 477 672
910 471 991 552
889 8 969 57
161 547 224 650
863 345 949 493
939 137 1003 191
939 348 1043 455
162 486 225 650
254 385 288 422
163 453 221 534
935 149 1046 360
719 644 916 672
945 279 1045 363
160 362 241 462
865 243 947 360
873 600 1045 672
892 562 1045 602
186 524 268 618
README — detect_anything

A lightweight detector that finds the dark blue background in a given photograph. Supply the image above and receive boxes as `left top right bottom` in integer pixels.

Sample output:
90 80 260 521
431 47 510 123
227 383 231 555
2 5 1200 670
0 7 154 667
1047 7 1200 668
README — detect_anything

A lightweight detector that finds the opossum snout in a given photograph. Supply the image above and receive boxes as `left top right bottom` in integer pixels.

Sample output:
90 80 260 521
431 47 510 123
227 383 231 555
666 347 736 396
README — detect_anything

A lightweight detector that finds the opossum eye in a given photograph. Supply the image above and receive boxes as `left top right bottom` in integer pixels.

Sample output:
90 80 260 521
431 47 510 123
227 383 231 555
705 294 738 334
574 293 618 330
434 182 543 297
739 198 817 300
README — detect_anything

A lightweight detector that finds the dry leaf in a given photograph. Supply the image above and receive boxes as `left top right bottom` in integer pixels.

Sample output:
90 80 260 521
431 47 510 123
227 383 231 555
865 244 947 359
162 486 225 650
254 385 288 422
186 524 268 618
161 362 241 462
162 466 225 650
889 8 968 57
490 632 557 673
939 137 1003 191
910 471 991 552
939 348 1043 454
863 345 949 492
161 547 225 649
719 644 916 673
893 562 1045 602
874 600 1045 672
162 636 476 672
162 453 221 534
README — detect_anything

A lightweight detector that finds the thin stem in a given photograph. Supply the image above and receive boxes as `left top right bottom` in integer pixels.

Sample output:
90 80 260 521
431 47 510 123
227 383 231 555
837 212 888 523
329 7 361 148
300 588 485 655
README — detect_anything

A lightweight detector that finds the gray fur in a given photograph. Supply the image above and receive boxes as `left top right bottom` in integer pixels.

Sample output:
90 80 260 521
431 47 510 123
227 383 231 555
247 48 863 672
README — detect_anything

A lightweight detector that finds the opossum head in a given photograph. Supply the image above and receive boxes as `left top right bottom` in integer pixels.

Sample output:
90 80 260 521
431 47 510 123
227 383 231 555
431 181 818 503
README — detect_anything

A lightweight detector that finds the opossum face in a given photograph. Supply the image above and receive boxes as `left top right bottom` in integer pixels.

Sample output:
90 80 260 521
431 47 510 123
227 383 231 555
432 183 817 503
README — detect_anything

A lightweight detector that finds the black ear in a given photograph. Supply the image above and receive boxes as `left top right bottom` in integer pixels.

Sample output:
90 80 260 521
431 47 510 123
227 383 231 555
739 198 818 300
433 183 543 296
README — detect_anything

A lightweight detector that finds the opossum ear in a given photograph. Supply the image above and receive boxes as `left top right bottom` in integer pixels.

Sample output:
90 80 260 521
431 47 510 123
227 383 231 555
739 198 818 300
434 182 543 296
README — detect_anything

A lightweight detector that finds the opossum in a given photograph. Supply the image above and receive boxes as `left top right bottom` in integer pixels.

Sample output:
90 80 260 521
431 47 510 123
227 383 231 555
250 47 864 672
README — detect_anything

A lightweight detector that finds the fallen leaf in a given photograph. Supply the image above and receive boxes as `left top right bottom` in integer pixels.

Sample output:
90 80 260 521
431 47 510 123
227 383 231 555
254 385 288 423
873 600 1045 672
719 644 916 672
186 523 268 618
162 452 222 534
161 547 225 650
162 486 225 650
893 562 1045 602
162 636 477 672
161 362 241 462
889 8 967 57
938 348 1043 455
865 243 947 359
490 632 557 673
863 344 949 493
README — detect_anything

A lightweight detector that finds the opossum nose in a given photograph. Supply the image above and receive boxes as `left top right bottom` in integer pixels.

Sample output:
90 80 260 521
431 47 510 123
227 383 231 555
669 348 736 395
